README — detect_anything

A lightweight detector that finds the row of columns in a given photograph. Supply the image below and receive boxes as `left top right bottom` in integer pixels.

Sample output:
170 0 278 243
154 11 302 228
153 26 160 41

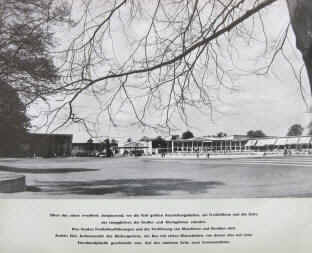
170 140 245 153
247 143 312 151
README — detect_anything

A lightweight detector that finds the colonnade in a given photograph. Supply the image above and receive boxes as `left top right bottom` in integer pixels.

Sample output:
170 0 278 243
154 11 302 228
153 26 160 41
170 140 245 153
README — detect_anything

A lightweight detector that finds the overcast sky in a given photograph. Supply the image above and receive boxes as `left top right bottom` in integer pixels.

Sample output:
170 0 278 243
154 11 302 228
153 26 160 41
30 0 312 143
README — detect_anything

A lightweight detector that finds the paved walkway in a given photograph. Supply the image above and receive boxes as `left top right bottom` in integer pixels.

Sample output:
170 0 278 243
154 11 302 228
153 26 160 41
1 156 312 198
148 152 312 160
206 156 312 168
0 172 25 193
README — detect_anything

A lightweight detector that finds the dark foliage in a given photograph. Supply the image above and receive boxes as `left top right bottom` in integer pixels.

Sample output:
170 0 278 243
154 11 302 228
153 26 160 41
0 81 30 156
287 124 304 137
182 130 194 139
247 130 267 138
217 132 227 137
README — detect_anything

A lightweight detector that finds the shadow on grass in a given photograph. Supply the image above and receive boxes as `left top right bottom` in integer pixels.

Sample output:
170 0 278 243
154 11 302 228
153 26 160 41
26 178 225 197
0 166 99 174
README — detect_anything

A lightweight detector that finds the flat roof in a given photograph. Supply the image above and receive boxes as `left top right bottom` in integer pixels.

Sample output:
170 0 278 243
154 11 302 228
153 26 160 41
28 133 73 137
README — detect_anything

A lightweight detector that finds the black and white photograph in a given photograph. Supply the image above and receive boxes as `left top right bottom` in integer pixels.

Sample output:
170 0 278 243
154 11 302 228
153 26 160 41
1 0 312 199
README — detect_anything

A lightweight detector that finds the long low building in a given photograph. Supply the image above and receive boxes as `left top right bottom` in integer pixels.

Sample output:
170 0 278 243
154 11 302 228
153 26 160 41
136 135 312 155
118 141 151 156
21 133 73 157
118 135 251 155
245 136 312 151
72 141 118 156
170 135 249 153
103 135 312 156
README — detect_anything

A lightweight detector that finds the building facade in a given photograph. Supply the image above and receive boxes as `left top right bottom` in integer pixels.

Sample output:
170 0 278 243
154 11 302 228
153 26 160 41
21 133 73 157
170 135 249 153
72 141 118 157
245 136 312 152
118 141 151 156
138 135 312 155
